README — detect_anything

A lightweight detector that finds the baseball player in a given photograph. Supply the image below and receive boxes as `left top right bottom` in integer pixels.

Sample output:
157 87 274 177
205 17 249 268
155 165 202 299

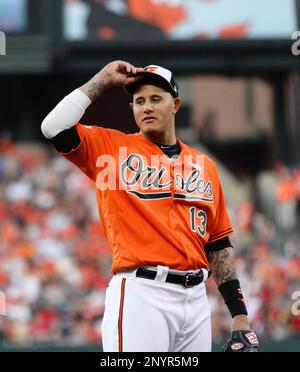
41 60 259 352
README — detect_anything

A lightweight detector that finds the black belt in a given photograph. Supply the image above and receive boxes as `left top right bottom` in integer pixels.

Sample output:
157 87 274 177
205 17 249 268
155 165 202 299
136 267 205 288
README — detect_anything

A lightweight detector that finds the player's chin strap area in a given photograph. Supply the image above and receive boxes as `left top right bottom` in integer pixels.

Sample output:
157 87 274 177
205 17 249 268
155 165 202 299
135 266 211 288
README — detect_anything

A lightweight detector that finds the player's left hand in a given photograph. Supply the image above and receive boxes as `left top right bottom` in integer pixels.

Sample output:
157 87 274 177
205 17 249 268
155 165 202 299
222 330 259 352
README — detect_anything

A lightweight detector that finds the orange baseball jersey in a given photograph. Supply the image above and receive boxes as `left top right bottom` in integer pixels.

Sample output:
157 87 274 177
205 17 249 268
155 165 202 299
60 124 233 274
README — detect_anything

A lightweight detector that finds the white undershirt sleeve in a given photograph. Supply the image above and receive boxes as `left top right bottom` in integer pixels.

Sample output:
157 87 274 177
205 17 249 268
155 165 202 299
41 88 92 139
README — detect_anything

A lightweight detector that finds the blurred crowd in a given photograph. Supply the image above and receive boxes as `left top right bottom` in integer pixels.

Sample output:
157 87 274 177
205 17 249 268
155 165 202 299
274 163 300 236
0 138 300 348
0 139 111 347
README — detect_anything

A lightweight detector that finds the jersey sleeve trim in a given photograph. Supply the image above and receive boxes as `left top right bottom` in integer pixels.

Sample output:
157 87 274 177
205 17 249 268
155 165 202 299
208 227 234 243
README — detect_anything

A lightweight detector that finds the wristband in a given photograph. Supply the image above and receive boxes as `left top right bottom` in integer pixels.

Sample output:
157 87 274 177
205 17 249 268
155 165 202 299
218 279 248 318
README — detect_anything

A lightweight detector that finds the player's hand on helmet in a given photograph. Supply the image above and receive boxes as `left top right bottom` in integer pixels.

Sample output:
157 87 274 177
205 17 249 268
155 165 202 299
97 61 144 89
81 61 144 101
222 330 259 352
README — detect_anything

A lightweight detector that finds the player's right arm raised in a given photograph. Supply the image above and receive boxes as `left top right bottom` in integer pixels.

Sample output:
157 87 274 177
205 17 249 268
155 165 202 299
80 60 144 102
41 61 143 152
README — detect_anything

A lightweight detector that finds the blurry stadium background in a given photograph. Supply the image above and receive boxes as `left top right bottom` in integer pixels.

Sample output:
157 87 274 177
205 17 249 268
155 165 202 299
1 0 300 352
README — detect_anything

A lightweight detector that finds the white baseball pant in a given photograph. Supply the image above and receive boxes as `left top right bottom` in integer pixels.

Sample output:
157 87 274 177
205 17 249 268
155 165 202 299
101 266 211 352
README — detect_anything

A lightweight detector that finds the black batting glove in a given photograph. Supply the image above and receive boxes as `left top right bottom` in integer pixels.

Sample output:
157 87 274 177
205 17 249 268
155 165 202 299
222 330 259 352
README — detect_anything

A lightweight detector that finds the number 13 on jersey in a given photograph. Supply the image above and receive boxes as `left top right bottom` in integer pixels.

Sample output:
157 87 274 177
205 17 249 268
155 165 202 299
189 207 207 237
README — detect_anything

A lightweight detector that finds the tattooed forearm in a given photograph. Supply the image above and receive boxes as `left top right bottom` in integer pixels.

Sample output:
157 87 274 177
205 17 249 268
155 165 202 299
206 247 237 286
80 77 106 102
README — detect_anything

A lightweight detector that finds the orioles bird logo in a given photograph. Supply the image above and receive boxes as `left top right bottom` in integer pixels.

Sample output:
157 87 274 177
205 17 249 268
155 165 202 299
144 66 158 73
